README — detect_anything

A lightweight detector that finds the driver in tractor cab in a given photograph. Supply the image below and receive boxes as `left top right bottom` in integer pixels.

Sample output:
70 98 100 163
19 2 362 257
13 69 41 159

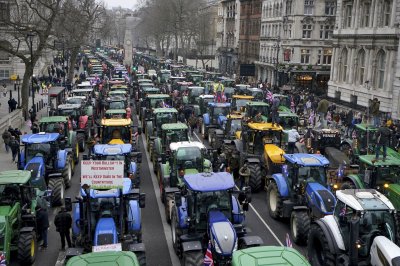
109 129 124 144
252 112 263 123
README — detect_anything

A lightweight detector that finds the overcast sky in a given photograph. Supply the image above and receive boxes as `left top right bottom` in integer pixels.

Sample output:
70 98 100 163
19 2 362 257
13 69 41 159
103 0 138 9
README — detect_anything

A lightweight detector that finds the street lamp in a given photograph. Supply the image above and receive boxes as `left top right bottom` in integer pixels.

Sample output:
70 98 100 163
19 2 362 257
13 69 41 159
273 36 281 88
27 31 35 116
16 76 21 108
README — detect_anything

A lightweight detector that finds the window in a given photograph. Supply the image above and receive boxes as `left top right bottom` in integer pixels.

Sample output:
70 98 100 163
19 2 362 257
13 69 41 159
357 50 366 85
375 50 386 89
320 25 334 39
340 48 348 82
286 0 293 15
0 50 9 61
301 49 310 64
361 2 371 27
325 1 336 15
288 24 292 38
302 24 312 38
344 4 353 28
323 48 332 65
383 0 392 27
0 69 10 79
304 0 314 15
0 2 10 23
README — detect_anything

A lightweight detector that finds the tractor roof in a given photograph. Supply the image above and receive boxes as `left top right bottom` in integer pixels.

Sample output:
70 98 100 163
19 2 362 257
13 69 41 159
110 85 128 89
169 141 205 151
139 83 154 88
0 170 31 185
66 251 140 266
232 95 254 100
232 246 310 266
72 88 93 92
67 96 86 100
39 116 69 123
199 95 215 99
58 104 81 110
208 102 231 107
247 87 263 92
105 109 126 114
358 155 400 166
248 122 283 131
146 94 170 99
278 106 292 112
153 108 178 114
279 111 298 118
283 154 330 167
22 133 60 143
101 118 132 126
188 86 205 90
337 189 395 211
93 144 132 155
355 123 377 131
236 84 250 88
227 114 243 119
142 87 159 92
109 90 126 95
161 123 188 130
184 172 235 192
138 79 152 83
247 101 269 106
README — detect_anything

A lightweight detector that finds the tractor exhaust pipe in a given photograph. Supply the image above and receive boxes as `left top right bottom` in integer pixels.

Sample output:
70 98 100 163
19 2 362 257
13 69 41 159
349 216 360 266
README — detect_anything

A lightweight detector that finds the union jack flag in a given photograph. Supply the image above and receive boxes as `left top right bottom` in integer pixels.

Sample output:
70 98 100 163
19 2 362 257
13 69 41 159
204 241 214 266
309 111 315 126
0 252 6 265
340 207 346 216
352 130 357 139
285 233 293 248
162 101 171 108
290 97 296 113
266 91 273 103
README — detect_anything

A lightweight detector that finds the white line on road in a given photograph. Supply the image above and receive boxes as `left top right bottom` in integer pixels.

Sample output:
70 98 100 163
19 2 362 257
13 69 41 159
193 130 284 246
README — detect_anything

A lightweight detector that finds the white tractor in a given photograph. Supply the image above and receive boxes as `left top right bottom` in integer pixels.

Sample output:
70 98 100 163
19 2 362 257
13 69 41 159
307 189 400 266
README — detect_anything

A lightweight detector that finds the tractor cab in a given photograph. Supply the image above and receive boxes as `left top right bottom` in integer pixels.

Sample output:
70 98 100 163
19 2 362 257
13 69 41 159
200 80 214 94
223 114 243 139
244 87 264 101
221 78 236 88
230 95 254 115
187 86 205 104
304 128 341 154
188 74 203 85
199 95 215 115
244 102 270 122
105 109 127 119
278 106 299 130
66 96 86 106
55 104 84 121
243 122 284 157
158 69 171 84
235 84 250 95
100 118 134 144
39 116 70 136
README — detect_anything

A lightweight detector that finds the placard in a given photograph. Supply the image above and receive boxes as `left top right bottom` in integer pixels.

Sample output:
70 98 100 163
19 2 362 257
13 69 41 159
81 160 124 189
92 243 122 253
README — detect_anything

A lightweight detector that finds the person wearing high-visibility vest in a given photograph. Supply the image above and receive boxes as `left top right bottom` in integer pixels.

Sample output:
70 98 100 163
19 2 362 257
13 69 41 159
214 81 224 103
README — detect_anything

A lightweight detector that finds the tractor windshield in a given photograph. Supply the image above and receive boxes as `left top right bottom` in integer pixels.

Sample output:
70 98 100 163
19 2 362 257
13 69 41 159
190 88 204 97
66 98 83 105
176 147 202 170
166 130 189 143
195 190 231 229
355 128 376 146
103 126 130 143
58 108 79 117
26 143 52 161
212 107 229 119
224 119 241 136
253 130 281 154
248 105 269 117
375 166 400 186
297 166 326 184
109 101 126 110
156 113 177 125
0 184 22 204
150 98 172 108
40 122 68 135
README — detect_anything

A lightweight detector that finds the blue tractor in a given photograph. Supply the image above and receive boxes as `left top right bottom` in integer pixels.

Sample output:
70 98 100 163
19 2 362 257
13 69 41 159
18 133 72 206
201 102 230 140
87 144 142 188
65 179 146 265
266 154 336 245
171 172 263 265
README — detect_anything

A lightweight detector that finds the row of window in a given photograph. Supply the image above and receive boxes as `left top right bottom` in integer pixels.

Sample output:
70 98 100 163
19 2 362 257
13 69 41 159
239 42 260 58
241 1 262 16
0 69 10 79
260 23 334 40
262 0 335 18
226 3 236 18
342 0 392 29
240 20 260 36
258 47 332 65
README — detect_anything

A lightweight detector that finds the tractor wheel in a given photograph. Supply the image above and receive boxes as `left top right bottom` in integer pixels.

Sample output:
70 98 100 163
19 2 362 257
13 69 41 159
48 178 65 207
290 210 310 245
341 181 355 190
201 123 208 139
63 157 73 188
182 250 203 266
152 147 158 172
340 143 352 158
248 163 262 192
18 231 37 265
135 251 146 266
77 133 85 152
307 223 336 266
267 181 283 219
171 208 183 257
208 129 214 145
396 212 400 246
165 194 174 224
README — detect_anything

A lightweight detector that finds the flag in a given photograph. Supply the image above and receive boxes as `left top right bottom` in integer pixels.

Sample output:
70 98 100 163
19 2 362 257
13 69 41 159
285 233 292 248
340 207 346 216
266 91 273 103
0 252 6 265
204 241 214 266
162 101 171 108
352 130 357 139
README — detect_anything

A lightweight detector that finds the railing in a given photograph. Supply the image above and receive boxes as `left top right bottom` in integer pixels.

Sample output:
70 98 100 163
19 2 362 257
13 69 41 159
0 109 24 144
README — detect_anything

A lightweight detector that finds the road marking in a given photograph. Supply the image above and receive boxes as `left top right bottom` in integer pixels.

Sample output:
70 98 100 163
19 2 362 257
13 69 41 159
194 130 284 246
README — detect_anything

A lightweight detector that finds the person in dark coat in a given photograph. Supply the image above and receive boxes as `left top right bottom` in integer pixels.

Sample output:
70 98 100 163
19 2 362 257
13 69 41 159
54 206 72 250
36 205 49 250
2 129 11 153
9 136 19 162
374 121 392 162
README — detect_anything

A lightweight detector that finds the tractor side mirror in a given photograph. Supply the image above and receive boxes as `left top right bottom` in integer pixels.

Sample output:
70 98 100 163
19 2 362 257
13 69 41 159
174 192 182 207
161 153 166 164
139 193 146 208
64 197 72 212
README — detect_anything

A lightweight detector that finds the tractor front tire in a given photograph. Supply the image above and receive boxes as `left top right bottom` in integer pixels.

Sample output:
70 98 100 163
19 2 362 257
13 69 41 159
77 133 85 152
49 178 65 207
290 210 310 245
182 250 203 266
63 157 73 188
135 251 146 266
18 231 37 265
307 223 336 266
248 163 262 192
267 181 283 219
171 208 183 258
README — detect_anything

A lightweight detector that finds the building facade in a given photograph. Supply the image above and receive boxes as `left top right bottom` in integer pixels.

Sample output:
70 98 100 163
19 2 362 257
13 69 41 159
256 0 335 92
328 0 400 118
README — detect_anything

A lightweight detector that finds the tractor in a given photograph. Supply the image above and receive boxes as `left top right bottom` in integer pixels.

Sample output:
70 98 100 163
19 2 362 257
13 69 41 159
158 141 212 223
266 153 336 245
151 123 190 168
298 127 341 154
139 94 173 129
187 74 203 86
225 122 286 192
187 86 205 105
243 101 270 122
88 144 142 188
230 95 254 115
171 172 263 265
209 114 243 150
135 86 159 114
145 108 178 152
65 180 146 265
307 189 399 266
277 106 299 130
201 102 231 139
66 251 142 266
18 133 70 205
0 170 51 265
100 116 138 145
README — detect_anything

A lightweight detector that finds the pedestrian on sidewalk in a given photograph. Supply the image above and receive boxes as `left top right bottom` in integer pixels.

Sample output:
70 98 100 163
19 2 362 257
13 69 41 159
36 205 49 250
9 136 19 162
8 98 17 112
1 84 6 97
2 129 11 153
54 206 72 251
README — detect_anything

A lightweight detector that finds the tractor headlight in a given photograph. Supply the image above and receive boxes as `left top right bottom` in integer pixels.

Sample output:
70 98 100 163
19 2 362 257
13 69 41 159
384 183 389 188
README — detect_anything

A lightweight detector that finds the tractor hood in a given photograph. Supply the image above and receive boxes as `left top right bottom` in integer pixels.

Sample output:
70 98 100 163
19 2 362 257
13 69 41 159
208 210 237 256
264 144 285 164
385 183 400 210
306 183 336 215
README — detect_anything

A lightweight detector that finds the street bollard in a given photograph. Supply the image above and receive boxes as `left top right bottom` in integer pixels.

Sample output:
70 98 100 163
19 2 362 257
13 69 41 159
36 102 39 111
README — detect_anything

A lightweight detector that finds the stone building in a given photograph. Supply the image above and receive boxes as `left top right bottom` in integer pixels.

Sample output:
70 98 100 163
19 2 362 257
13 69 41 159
328 0 400 118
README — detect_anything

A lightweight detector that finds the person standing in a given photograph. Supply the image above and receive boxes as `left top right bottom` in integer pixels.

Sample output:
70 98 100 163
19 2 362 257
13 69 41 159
316 99 329 129
9 136 19 162
214 81 224 103
54 206 72 251
374 121 392 162
36 205 49 250
2 129 11 153
285 126 300 154
271 96 280 126
239 163 251 189
370 98 380 127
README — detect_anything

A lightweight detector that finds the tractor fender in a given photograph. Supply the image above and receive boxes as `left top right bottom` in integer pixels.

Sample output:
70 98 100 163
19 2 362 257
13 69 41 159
68 131 77 146
20 227 35 233
264 144 285 164
306 183 336 215
315 216 343 252
295 142 307 153
128 200 141 231
177 198 188 229
153 138 162 154
231 195 244 224
129 242 145 252
78 115 89 129
56 150 68 170
203 113 210 125
233 139 243 154
345 174 365 189
239 235 264 248
271 173 289 197
246 157 261 164
129 162 137 175
160 163 170 181
182 241 203 252
72 203 80 236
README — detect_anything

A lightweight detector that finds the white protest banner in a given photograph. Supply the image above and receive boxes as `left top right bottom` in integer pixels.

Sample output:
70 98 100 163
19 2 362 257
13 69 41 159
92 243 122 253
81 160 124 189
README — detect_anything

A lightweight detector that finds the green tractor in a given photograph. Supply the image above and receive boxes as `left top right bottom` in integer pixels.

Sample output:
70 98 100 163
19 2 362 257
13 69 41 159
244 101 270 122
139 94 173 130
158 141 212 223
151 123 190 168
66 251 141 266
0 170 51 265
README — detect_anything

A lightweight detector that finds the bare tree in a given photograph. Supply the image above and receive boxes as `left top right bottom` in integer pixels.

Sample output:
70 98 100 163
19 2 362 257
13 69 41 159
0 0 63 115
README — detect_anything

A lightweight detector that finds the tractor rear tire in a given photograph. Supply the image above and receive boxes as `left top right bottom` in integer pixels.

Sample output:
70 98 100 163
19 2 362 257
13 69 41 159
267 181 283 219
290 210 310 245
49 178 65 207
77 133 85 152
307 223 336 266
341 181 355 190
201 124 208 139
63 157 73 188
248 163 262 192
135 251 146 266
171 208 183 258
182 250 203 266
18 231 37 265
165 194 174 224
